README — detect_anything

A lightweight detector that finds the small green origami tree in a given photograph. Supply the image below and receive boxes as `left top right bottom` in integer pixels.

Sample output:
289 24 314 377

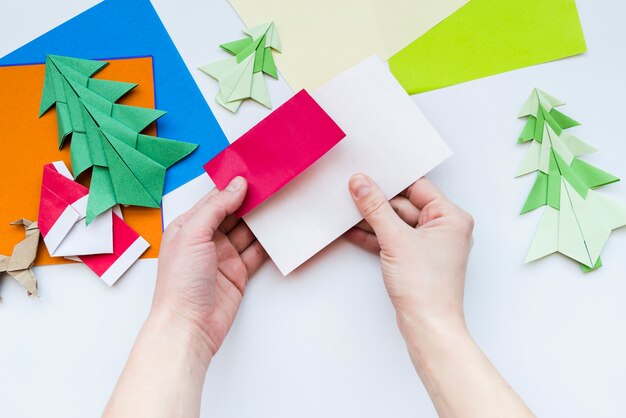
517 89 626 271
39 55 197 223
199 22 281 113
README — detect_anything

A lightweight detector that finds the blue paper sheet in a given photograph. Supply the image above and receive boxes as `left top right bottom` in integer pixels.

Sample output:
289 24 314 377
0 0 229 194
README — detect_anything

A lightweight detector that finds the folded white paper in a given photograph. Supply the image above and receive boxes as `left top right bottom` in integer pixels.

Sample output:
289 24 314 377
244 56 452 275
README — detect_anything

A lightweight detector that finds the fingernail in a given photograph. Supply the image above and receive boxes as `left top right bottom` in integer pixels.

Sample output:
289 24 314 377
350 175 371 198
226 176 243 192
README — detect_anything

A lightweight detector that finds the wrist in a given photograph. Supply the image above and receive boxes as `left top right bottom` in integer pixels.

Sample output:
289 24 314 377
397 309 468 349
146 306 214 370
399 313 472 377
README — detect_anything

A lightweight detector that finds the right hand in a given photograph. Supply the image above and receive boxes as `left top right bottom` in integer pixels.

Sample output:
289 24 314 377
344 174 474 338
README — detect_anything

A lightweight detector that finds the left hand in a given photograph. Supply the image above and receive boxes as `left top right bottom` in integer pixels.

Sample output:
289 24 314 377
151 177 268 361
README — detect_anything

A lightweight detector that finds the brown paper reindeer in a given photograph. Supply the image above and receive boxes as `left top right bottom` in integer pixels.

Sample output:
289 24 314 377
0 219 40 298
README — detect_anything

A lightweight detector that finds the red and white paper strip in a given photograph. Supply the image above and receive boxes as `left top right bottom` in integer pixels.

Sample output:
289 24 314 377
78 214 149 286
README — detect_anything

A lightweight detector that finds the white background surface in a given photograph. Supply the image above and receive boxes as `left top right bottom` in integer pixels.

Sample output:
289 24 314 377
1 1 626 417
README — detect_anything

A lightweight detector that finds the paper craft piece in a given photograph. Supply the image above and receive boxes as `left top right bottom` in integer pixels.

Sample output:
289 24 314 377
38 162 113 257
228 0 468 91
38 161 148 285
389 0 587 94
199 22 280 113
0 58 163 265
40 54 198 223
205 90 345 216
0 0 230 194
0 220 41 297
243 56 452 274
78 214 149 286
517 89 626 272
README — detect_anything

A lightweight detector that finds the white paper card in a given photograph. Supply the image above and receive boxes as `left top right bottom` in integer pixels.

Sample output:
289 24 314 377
244 56 452 275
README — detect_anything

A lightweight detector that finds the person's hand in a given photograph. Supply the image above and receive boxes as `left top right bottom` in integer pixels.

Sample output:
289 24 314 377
345 174 474 339
151 177 268 361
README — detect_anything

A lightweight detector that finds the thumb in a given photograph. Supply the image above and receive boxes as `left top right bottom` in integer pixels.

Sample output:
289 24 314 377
182 176 248 240
349 174 404 240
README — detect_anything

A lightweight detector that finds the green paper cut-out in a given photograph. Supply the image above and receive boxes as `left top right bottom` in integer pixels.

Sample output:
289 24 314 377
534 108 545 144
262 49 278 79
219 54 255 103
39 54 198 223
518 116 536 143
543 107 563 136
220 38 254 55
547 152 561 210
581 257 602 273
571 159 620 189
198 22 281 113
517 88 626 271
521 172 548 214
550 108 580 129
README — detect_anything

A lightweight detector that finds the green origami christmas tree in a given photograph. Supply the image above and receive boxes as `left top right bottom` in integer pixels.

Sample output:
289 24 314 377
517 89 626 272
39 55 197 223
198 22 281 113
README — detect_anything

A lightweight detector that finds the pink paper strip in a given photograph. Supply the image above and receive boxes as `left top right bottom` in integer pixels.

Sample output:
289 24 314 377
204 90 345 217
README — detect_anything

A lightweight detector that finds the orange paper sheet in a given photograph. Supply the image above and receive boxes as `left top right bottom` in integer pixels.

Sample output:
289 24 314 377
0 57 162 265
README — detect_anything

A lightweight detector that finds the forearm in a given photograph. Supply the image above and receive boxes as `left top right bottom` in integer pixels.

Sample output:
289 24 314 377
400 314 534 418
103 308 212 418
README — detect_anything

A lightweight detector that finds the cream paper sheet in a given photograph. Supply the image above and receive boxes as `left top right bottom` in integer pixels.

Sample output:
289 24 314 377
228 0 469 90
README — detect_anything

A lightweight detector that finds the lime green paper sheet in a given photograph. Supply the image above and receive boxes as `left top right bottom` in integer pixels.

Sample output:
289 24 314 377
389 0 587 94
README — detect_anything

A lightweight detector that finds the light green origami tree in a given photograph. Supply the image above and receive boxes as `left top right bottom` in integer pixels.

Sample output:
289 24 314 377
517 89 626 271
199 22 281 113
39 55 197 223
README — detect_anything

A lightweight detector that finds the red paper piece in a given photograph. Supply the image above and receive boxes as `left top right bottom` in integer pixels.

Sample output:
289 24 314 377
204 89 345 217
38 162 87 239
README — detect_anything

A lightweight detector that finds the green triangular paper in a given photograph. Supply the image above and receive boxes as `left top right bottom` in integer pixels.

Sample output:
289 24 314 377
581 257 602 273
220 37 254 55
553 152 589 199
219 54 254 103
111 104 166 133
101 131 164 208
518 116 536 143
547 152 561 210
250 72 271 109
70 132 93 178
550 108 580 129
136 134 198 169
253 37 266 73
521 172 548 214
534 107 545 143
571 159 620 189
198 57 238 80
88 78 137 103
48 54 108 77
86 165 117 224
262 48 278 79
215 91 243 113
